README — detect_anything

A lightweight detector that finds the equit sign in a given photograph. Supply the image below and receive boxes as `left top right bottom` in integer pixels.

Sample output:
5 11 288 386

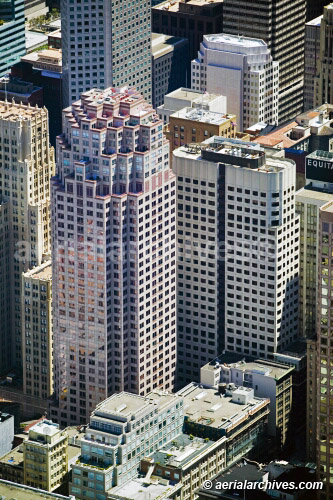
306 157 333 183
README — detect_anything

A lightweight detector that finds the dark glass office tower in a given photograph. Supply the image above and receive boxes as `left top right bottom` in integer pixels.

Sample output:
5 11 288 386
0 0 25 77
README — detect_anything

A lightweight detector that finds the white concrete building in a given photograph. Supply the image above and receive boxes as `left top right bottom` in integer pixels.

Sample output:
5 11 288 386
191 34 279 131
157 87 227 125
61 0 152 107
70 391 184 498
50 87 177 426
173 137 299 385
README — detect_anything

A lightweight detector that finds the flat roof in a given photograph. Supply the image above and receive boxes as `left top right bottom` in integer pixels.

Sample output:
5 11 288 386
225 360 293 379
26 31 48 51
307 149 333 161
154 0 221 12
178 383 268 431
202 354 294 379
306 15 322 26
166 88 205 100
94 391 180 419
109 477 181 500
23 260 52 281
296 186 333 202
152 33 187 58
0 480 74 500
321 200 333 213
150 433 216 468
0 445 24 466
171 107 232 125
205 34 266 47
29 420 59 437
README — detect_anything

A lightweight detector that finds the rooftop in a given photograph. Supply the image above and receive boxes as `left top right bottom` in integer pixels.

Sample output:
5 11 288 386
23 260 52 281
109 477 181 500
29 420 60 437
0 100 47 121
94 391 180 419
197 461 268 497
154 0 221 12
0 444 24 466
205 33 266 48
152 33 187 58
26 30 48 52
170 107 233 125
178 383 269 431
307 149 333 161
321 200 333 214
296 185 333 201
150 433 217 468
0 480 74 500
203 357 293 380
306 14 322 26
0 412 13 424
165 88 206 101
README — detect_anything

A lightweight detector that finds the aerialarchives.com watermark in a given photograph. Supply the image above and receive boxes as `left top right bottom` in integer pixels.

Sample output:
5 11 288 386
202 479 323 491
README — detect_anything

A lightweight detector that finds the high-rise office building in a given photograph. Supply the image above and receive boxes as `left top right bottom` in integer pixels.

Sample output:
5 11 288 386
151 33 188 110
152 0 223 62
315 200 333 499
0 0 26 77
50 87 177 426
314 4 333 108
192 34 279 131
0 100 55 373
304 15 322 111
306 0 326 21
173 137 299 385
22 260 53 399
223 0 306 124
61 0 152 107
296 151 333 338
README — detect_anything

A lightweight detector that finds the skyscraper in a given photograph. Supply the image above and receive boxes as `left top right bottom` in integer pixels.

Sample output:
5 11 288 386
173 137 299 385
223 0 306 124
304 15 322 111
314 4 333 108
61 0 152 107
315 200 333 499
50 87 177 426
192 34 279 131
0 100 55 373
0 0 25 77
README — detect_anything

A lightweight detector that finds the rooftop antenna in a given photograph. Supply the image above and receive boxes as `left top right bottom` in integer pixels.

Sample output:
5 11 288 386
3 74 10 102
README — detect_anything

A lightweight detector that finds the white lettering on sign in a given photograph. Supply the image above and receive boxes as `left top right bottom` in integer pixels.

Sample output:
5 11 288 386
307 158 333 169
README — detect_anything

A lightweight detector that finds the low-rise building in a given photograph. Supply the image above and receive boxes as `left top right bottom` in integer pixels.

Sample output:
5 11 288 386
0 443 24 485
178 383 269 466
152 33 188 110
157 88 227 124
23 420 68 492
166 107 236 156
197 462 269 500
200 356 293 448
70 392 184 499
70 385 268 500
0 479 75 500
0 412 14 457
139 433 227 500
